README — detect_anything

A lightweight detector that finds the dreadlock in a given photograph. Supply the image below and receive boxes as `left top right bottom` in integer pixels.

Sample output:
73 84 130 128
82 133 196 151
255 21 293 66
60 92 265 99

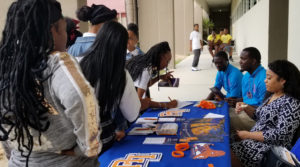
126 41 171 81
80 21 128 114
0 0 63 165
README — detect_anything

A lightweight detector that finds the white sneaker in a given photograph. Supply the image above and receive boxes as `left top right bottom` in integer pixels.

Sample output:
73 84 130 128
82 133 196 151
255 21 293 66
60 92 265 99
192 67 200 71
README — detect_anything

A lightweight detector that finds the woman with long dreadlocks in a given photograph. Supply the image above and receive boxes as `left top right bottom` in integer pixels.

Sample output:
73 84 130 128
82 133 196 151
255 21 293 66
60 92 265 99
80 21 141 151
0 0 101 166
126 41 178 109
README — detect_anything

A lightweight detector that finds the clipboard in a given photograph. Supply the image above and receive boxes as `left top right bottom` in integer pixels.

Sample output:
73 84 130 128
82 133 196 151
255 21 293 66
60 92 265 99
210 87 225 99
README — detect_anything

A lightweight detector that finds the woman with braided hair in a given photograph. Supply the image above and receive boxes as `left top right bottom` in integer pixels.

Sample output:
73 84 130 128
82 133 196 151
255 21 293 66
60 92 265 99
126 41 178 110
0 0 101 166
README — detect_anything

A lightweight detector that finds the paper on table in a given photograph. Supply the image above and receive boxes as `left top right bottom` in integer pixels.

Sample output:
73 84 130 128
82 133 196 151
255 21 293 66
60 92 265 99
175 100 194 109
128 127 154 135
143 137 166 144
204 113 224 118
135 117 158 124
158 118 176 122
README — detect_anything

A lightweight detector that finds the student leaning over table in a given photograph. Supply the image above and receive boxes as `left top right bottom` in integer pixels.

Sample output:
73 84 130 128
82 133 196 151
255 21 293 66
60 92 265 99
231 60 300 167
126 41 178 110
0 1 101 167
80 21 141 152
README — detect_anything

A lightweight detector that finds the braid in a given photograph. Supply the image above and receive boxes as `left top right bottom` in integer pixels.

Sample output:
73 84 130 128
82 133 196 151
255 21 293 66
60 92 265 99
126 41 171 81
0 0 62 166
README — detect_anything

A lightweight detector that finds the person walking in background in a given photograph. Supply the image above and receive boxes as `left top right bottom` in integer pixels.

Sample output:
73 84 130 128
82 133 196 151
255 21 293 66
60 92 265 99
126 23 144 61
220 28 234 62
68 4 117 61
190 24 203 71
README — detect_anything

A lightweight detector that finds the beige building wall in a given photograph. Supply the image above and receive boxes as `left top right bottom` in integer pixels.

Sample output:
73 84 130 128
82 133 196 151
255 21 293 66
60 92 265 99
194 0 203 38
231 0 269 67
0 0 15 40
174 0 193 57
58 0 88 32
138 0 175 68
0 0 88 39
288 0 300 69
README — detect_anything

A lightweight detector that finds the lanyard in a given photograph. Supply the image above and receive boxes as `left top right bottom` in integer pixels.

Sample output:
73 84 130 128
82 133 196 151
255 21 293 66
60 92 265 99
247 69 259 99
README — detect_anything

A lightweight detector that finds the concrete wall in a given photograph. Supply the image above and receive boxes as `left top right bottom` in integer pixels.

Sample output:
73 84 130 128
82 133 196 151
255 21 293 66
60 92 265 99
197 0 209 14
268 0 289 63
58 0 88 32
0 0 15 40
0 0 88 38
232 0 269 67
194 0 203 35
174 0 193 57
138 0 175 68
288 0 300 69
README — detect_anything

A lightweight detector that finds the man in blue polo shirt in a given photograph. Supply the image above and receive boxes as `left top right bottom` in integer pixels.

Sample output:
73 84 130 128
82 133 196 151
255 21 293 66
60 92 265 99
206 51 243 106
230 47 266 131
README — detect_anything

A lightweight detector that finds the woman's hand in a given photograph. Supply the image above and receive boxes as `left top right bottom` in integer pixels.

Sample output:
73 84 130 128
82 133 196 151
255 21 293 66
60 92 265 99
160 71 174 81
166 100 178 109
115 130 126 141
140 98 151 111
236 130 249 140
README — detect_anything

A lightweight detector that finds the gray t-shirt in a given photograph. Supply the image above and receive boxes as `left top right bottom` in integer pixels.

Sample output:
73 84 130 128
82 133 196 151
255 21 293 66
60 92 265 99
5 52 102 167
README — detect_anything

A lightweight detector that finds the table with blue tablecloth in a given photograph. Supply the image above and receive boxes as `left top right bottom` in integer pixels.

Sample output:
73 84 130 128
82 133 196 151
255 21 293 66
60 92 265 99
98 101 231 167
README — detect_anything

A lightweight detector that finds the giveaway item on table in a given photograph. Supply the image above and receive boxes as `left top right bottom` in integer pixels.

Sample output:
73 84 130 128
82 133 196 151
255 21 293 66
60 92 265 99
194 100 224 108
167 108 190 113
127 127 155 135
191 143 225 159
109 153 162 167
129 123 178 136
135 117 186 124
158 110 183 117
158 109 188 117
135 117 158 124
143 137 178 145
180 118 225 142
156 123 178 135
172 143 190 158
203 113 225 119
195 100 216 109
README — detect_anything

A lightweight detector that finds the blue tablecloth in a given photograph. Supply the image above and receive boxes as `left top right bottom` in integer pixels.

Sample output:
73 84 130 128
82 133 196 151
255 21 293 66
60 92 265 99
98 101 231 167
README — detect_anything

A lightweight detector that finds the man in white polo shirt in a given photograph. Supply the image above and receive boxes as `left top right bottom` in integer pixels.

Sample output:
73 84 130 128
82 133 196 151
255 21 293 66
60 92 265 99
190 24 203 71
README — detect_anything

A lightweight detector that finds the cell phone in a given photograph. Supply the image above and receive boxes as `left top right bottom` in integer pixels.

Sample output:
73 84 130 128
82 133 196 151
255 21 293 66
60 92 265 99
158 78 180 87
209 87 225 99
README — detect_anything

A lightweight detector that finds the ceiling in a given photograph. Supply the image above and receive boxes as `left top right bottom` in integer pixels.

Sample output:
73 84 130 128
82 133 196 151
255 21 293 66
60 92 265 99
206 0 231 8
206 0 232 12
